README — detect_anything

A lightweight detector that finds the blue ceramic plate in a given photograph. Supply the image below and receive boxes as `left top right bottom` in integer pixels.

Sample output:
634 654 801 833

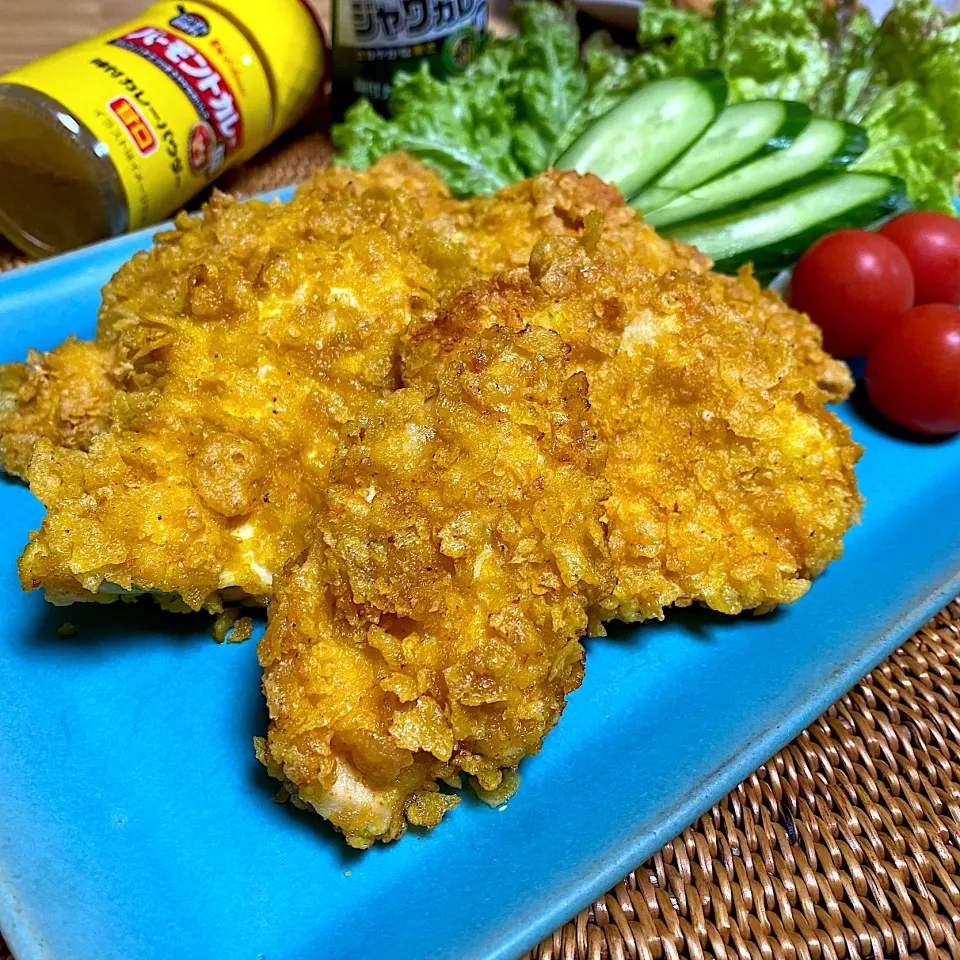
2 202 960 960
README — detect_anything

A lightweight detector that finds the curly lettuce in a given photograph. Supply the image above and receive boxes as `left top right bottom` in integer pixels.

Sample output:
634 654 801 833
632 0 960 214
632 0 875 104
332 51 522 196
333 2 589 196
853 84 958 214
334 0 960 210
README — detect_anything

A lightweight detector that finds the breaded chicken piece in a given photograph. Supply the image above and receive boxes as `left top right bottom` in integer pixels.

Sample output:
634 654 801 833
0 158 705 484
12 158 707 614
256 326 612 847
0 155 462 484
0 338 127 479
18 163 455 611
404 231 862 623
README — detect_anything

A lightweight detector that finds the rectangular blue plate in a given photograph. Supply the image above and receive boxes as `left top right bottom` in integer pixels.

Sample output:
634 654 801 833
2 209 960 960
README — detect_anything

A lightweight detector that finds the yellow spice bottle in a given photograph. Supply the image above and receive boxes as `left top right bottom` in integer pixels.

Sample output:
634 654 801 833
0 1 328 258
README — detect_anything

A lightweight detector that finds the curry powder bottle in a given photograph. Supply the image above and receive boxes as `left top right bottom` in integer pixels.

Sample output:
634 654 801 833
0 1 329 257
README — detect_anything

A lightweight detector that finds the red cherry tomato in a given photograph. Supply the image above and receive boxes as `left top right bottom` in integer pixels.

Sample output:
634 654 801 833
865 303 960 435
879 211 960 306
789 229 915 358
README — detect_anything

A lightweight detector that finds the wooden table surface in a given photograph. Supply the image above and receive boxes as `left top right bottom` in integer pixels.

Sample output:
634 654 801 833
0 1 331 73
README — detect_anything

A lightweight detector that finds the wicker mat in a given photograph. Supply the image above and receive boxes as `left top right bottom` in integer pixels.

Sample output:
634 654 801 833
3 132 960 960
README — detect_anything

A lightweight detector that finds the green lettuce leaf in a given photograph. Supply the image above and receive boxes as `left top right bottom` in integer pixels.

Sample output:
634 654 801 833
634 0 717 76
631 0 960 214
630 0 860 103
333 65 521 197
508 1 587 173
816 2 880 118
873 0 960 138
853 83 959 215
332 2 587 196
854 0 960 214
720 0 836 102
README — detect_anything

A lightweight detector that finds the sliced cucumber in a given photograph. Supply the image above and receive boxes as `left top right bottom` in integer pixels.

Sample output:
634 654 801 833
666 173 909 275
554 72 727 198
630 100 812 215
645 118 868 229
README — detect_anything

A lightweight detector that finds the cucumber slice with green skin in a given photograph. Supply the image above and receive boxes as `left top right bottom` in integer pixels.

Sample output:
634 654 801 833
665 173 909 276
630 100 812 215
645 118 868 229
554 72 727 198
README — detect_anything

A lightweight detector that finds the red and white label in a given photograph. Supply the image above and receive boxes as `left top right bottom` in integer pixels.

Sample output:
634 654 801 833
111 25 244 153
108 95 158 155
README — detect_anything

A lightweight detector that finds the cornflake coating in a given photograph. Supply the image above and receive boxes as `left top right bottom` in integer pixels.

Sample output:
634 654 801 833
404 231 862 623
17 159 454 610
0 338 126 480
0 158 705 483
11 156 703 613
414 167 710 277
0 156 461 486
257 326 613 847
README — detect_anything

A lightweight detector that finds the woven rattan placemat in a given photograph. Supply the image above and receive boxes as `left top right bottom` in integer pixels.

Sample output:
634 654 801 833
2 133 960 960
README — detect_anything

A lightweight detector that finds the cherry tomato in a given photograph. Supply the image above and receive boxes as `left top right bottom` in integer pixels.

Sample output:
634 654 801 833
879 211 960 306
865 304 960 435
790 229 914 358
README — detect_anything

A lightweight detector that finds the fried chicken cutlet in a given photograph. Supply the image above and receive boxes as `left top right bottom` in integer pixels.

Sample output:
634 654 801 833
256 325 612 847
404 228 863 623
10 156 705 614
0 154 458 483
0 155 704 483
17 159 460 610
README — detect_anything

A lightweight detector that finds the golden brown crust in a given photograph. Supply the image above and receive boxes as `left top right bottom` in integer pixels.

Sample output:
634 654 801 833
414 167 711 277
258 326 613 847
10 152 861 625
0 156 458 483
0 338 126 480
1 157 707 481
3 152 866 846
404 232 862 623
12 155 709 612
18 158 454 609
